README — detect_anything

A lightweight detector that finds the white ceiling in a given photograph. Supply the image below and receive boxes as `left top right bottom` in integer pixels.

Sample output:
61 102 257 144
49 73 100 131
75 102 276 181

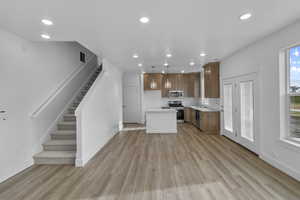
1 0 300 72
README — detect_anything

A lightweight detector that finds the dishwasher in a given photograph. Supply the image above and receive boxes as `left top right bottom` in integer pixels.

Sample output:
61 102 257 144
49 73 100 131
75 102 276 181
195 110 201 128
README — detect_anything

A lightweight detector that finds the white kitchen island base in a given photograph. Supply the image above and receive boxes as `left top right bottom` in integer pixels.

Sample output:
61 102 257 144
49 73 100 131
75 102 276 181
145 109 177 134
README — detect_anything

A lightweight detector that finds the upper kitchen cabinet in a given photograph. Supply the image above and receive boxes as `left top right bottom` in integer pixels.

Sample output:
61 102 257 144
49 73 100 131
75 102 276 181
161 73 201 97
161 74 182 97
161 74 170 97
184 73 200 98
203 62 220 98
143 73 163 90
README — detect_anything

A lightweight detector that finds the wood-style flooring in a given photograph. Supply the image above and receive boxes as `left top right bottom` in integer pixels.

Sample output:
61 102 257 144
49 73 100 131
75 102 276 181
1 123 300 200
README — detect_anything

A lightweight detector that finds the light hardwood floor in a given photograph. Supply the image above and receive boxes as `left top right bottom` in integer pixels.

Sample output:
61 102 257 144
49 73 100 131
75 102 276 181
1 123 300 200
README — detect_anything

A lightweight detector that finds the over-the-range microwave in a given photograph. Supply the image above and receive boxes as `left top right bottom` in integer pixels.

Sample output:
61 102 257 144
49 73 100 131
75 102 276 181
168 90 184 98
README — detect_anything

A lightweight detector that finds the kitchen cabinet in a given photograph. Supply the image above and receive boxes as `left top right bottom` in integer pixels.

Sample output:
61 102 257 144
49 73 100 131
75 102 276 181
161 74 172 97
203 62 220 98
161 73 201 97
191 109 197 126
184 107 192 122
184 73 200 97
186 107 220 134
199 112 220 133
161 74 181 97
144 73 162 90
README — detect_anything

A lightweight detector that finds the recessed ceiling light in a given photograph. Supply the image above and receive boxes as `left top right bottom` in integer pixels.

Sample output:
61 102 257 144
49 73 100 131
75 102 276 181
166 53 172 58
41 34 51 39
133 54 139 58
200 53 206 57
164 62 168 66
139 17 150 24
181 70 185 73
162 70 165 74
138 63 143 67
189 61 195 66
41 19 53 26
240 13 252 21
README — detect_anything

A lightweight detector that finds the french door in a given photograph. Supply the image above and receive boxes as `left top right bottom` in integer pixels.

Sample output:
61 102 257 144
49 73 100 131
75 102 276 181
222 73 259 154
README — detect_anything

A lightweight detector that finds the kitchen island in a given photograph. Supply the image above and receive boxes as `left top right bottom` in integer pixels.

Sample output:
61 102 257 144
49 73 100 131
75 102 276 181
145 108 177 133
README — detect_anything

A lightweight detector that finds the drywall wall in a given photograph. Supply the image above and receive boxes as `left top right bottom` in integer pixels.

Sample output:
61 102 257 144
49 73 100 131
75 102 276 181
0 28 95 183
220 20 300 181
75 58 123 166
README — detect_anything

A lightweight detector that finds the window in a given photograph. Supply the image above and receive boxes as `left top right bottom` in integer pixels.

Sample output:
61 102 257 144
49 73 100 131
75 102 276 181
287 46 300 140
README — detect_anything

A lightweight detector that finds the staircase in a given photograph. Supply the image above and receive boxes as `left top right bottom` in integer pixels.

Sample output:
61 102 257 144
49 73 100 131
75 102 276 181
33 66 102 165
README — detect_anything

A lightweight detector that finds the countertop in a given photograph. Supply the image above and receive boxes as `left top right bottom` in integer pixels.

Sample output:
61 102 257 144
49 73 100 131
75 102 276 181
146 108 177 113
188 106 220 112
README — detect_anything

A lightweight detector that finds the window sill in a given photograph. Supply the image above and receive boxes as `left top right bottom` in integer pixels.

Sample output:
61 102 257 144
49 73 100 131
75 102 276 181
278 138 300 153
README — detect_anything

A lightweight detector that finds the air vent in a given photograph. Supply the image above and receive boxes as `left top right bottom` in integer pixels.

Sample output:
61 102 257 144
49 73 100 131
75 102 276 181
80 52 86 63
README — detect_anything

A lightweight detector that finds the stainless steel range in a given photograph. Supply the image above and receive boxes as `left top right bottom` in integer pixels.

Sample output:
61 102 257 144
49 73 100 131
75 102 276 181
167 101 184 122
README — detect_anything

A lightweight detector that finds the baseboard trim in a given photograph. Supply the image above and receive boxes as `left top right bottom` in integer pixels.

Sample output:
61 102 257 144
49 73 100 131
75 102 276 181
260 153 300 182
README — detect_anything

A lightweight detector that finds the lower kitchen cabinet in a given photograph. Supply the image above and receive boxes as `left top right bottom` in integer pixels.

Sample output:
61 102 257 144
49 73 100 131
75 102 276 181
184 107 192 122
199 112 220 133
185 107 220 134
191 109 197 126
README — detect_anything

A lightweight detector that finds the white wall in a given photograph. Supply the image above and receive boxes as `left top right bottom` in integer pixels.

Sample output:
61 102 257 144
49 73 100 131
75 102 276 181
75 58 123 167
0 28 95 183
221 20 300 181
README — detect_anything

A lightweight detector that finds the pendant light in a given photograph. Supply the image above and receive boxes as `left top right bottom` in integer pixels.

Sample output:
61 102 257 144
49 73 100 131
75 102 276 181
164 65 172 89
150 66 157 89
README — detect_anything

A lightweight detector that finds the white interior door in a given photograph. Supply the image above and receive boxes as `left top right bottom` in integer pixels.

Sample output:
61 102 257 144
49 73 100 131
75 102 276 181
222 73 259 153
123 84 141 123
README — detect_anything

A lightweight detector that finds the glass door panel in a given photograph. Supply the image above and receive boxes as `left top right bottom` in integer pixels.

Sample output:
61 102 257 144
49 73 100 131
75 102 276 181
222 79 236 140
224 84 233 132
240 81 254 142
